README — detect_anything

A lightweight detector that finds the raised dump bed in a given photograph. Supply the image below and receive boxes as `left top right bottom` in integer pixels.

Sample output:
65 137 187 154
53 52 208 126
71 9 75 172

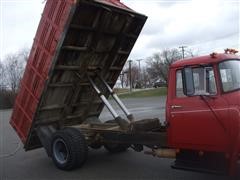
10 0 148 150
10 0 240 176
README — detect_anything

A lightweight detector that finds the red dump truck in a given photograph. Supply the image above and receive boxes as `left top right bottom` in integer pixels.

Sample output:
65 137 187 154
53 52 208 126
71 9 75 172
10 0 240 177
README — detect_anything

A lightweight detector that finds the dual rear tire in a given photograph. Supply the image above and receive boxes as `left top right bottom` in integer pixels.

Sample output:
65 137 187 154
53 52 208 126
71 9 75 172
51 126 129 170
51 128 88 170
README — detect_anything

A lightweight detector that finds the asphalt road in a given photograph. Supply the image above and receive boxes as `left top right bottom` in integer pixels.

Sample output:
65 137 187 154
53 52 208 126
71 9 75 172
0 97 228 180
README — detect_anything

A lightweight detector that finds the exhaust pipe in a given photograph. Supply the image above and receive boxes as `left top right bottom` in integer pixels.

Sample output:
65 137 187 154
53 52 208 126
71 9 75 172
145 149 177 159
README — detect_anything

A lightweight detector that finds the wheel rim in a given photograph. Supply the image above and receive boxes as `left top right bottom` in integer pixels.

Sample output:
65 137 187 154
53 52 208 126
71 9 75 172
53 138 69 164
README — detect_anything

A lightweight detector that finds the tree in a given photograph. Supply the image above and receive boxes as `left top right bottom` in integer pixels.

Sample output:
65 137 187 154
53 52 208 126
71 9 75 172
146 49 182 82
4 48 29 93
141 67 151 88
18 48 30 62
0 60 12 109
0 48 29 109
0 60 5 90
5 55 24 94
124 62 140 89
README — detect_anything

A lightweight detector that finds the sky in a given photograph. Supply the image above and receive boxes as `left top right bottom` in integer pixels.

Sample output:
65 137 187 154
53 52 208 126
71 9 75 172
0 0 239 62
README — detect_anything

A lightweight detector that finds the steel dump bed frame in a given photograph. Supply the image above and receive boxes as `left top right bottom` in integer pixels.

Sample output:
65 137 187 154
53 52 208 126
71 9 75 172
11 0 148 150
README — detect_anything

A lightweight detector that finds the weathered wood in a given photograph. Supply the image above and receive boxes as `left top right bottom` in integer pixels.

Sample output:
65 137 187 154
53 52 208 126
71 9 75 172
70 24 95 31
75 125 167 146
62 46 88 51
117 50 130 55
66 111 101 120
24 0 147 150
72 100 102 106
49 82 115 88
124 33 138 39
40 105 64 111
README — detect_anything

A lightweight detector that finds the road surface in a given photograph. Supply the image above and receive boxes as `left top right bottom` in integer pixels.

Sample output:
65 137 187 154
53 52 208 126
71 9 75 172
0 97 228 180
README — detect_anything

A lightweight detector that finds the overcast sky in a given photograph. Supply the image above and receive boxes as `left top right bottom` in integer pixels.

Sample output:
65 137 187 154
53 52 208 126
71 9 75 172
0 0 239 62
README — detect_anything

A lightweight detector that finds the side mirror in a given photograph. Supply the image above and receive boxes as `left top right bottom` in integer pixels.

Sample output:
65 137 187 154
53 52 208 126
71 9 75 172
182 67 195 96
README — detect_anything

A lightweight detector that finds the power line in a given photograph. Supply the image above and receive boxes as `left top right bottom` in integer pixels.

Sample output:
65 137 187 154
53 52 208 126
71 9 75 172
179 46 187 58
136 59 143 81
128 60 133 92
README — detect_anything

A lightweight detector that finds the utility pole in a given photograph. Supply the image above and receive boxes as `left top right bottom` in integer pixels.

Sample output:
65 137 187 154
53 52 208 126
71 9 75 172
179 46 187 59
128 60 132 92
136 59 143 82
119 73 124 88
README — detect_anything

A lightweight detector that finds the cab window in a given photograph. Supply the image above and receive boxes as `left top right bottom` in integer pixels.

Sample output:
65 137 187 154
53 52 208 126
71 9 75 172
176 67 217 97
219 60 240 92
176 70 185 97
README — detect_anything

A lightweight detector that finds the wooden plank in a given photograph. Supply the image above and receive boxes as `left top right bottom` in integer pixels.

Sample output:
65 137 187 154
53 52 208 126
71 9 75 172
49 82 114 88
71 24 119 37
117 50 130 55
40 105 64 111
124 33 138 39
55 65 119 71
70 24 95 31
72 100 102 107
109 66 122 71
55 65 81 70
66 111 101 120
49 83 73 87
62 46 88 51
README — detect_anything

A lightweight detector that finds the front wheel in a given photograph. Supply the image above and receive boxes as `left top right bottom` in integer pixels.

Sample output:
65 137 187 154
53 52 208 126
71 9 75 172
51 128 88 170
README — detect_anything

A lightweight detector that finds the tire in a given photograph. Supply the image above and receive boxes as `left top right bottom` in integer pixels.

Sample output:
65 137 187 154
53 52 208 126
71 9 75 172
104 143 130 153
103 120 130 153
51 128 88 170
90 143 102 150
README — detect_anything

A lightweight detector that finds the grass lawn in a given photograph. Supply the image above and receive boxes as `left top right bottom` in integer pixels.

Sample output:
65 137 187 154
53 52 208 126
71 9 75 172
115 88 167 99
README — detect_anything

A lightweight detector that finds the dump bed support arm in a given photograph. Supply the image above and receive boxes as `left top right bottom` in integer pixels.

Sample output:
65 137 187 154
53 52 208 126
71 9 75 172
75 72 129 129
87 75 119 119
98 74 134 122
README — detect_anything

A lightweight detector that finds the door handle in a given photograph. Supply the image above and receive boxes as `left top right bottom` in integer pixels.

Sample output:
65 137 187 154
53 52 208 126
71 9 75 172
171 105 183 109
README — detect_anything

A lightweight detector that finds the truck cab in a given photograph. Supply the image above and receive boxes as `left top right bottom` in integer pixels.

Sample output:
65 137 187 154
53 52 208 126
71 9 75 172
166 49 240 174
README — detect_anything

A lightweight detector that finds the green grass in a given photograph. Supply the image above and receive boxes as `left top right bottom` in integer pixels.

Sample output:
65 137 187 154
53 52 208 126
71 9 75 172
116 88 167 99
113 88 130 94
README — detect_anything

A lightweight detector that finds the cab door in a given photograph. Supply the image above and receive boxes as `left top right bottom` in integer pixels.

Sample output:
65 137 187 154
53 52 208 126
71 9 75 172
167 66 229 152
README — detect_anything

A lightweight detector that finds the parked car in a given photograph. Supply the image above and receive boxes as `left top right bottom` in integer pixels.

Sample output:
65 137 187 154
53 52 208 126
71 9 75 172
153 80 167 88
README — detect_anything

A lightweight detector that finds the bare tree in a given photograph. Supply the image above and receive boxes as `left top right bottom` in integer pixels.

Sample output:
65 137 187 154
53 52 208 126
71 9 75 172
141 67 151 88
185 48 197 58
146 49 182 82
18 47 30 62
124 62 139 89
0 60 12 108
0 48 29 108
0 60 5 90
4 48 29 94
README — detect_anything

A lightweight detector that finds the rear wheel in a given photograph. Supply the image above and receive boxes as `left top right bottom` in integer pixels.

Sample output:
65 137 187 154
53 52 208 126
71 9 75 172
89 143 102 150
51 128 88 170
103 120 130 153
